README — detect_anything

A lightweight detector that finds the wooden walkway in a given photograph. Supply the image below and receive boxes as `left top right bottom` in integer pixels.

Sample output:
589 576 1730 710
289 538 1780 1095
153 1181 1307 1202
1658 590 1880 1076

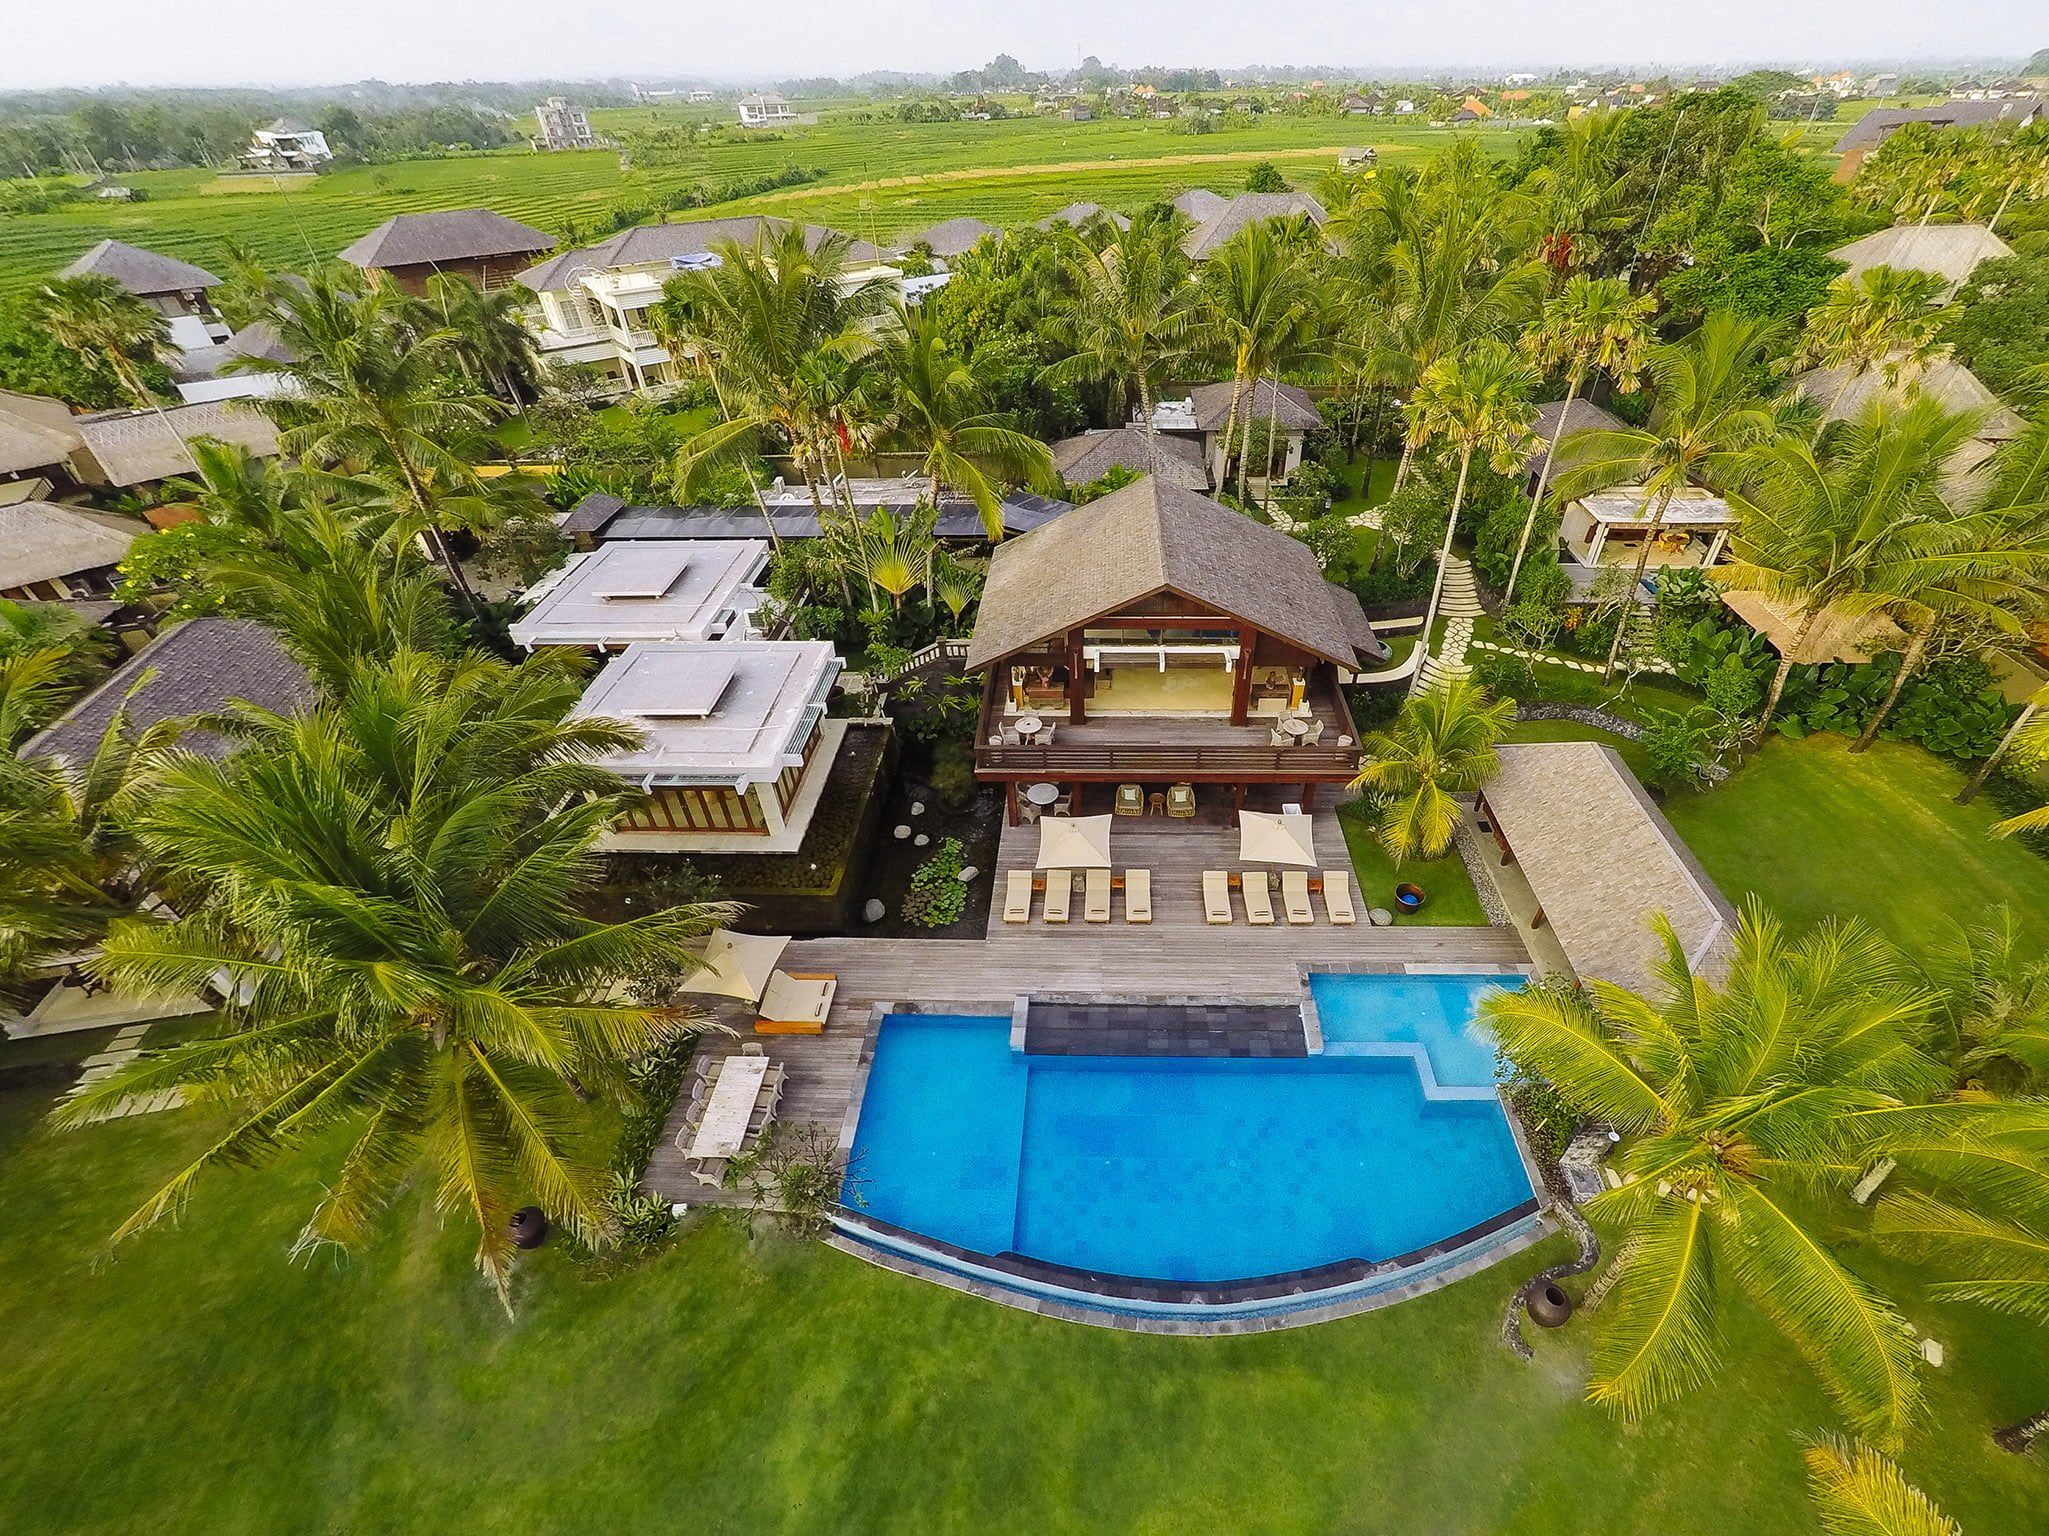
645 791 1528 1203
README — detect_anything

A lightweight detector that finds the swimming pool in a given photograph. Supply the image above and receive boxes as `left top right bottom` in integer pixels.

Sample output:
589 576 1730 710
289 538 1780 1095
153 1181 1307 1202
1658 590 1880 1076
841 975 1538 1314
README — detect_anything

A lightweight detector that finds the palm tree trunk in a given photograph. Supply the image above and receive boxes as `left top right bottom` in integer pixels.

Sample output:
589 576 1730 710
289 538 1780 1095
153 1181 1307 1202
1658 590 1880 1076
1988 179 2020 234
1235 380 1260 502
1754 608 1820 742
1601 487 1671 683
381 428 478 615
1219 368 1248 494
1506 372 1579 606
1259 385 1282 504
1390 428 1418 496
1359 385 1385 486
1958 697 2041 804
1410 447 1472 694
1137 371 1159 474
1993 1406 2049 1454
1851 621 1929 752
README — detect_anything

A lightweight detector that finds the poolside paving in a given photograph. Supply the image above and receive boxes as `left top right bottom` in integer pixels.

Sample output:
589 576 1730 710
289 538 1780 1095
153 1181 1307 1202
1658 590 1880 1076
644 790 1530 1206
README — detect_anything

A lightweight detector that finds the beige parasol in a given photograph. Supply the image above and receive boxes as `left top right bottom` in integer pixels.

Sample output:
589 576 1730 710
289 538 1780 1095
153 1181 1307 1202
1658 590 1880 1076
1238 809 1318 866
1034 813 1114 870
677 927 791 1002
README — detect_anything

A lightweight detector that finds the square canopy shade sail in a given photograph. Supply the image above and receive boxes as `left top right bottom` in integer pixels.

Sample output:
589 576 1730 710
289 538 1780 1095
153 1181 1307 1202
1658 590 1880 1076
1035 813 1114 870
677 928 790 1002
1239 809 1318 866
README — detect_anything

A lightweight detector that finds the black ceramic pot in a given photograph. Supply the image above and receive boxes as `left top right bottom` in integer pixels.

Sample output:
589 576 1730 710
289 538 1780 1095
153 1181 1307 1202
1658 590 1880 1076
1527 1282 1572 1328
510 1206 549 1250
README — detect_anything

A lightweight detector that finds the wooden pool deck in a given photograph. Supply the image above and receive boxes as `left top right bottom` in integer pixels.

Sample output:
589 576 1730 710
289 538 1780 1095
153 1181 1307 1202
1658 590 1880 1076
643 792 1529 1205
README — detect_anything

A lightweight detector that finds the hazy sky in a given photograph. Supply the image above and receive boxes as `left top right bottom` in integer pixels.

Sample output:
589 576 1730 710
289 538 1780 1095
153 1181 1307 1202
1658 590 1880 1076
4 0 2041 91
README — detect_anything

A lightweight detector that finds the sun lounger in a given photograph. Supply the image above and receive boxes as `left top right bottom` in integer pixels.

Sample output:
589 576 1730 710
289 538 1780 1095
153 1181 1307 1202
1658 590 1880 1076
1203 870 1233 924
1282 869 1315 925
1125 868 1152 923
1043 869 1073 923
1242 871 1276 925
1084 867 1112 922
1322 869 1357 925
755 970 836 1034
1003 869 1033 923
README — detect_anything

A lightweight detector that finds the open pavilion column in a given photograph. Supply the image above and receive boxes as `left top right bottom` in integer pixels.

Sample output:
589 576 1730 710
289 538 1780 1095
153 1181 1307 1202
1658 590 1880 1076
1230 624 1257 725
1065 627 1086 725
1704 527 1731 565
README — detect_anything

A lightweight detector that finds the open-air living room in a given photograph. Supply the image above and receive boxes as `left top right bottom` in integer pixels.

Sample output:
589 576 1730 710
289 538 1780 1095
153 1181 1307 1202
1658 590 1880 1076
1559 484 1739 572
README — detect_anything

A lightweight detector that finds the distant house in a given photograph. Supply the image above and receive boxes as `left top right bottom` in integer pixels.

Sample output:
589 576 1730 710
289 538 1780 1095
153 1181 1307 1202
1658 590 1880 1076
1792 354 2024 496
0 390 94 493
1828 222 2014 297
167 320 298 406
515 216 893 397
508 540 769 649
1176 378 1322 486
900 217 1003 260
1035 202 1130 233
737 92 795 128
1338 147 1377 171
1521 397 1630 494
533 97 597 152
242 118 332 172
1341 93 1377 115
60 240 228 349
568 484 1068 545
1831 97 2047 178
1049 427 1209 493
0 501 146 601
1170 187 1229 224
1180 192 1328 261
688 90 715 104
338 208 556 295
1065 102 1094 122
572 640 845 854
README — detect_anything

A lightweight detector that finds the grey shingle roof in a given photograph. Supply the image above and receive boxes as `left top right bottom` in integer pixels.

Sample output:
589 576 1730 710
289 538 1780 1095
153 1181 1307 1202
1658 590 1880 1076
21 618 313 770
905 217 1004 257
964 476 1374 670
598 491 1068 542
1181 192 1327 260
559 491 627 538
1035 203 1131 232
1171 188 1229 223
1050 428 1208 490
0 502 144 589
1792 355 2024 438
60 239 220 296
518 217 884 291
0 390 83 477
1832 97 2046 152
73 400 280 487
1187 378 1321 432
337 209 555 271
1526 396 1631 482
1828 223 2014 292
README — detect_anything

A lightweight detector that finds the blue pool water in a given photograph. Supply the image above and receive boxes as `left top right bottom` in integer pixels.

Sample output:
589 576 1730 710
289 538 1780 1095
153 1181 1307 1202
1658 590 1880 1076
1309 972 1519 1088
847 979 1534 1285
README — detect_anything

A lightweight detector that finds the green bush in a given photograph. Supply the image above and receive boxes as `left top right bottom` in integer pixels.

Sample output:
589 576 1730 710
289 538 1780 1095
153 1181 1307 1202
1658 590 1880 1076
901 836 969 928
930 738 978 809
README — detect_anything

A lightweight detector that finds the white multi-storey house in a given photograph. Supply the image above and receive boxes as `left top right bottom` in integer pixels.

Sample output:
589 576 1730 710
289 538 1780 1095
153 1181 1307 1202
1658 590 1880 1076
737 92 796 127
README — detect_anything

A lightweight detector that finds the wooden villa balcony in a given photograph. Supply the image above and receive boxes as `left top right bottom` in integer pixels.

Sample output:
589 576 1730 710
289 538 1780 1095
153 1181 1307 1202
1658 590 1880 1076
975 675 1362 783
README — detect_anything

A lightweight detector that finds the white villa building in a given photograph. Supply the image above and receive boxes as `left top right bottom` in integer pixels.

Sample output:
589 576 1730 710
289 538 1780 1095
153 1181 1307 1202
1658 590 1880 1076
1560 486 1740 573
508 540 768 650
242 119 332 172
737 92 796 128
533 97 597 151
515 217 892 396
573 641 845 853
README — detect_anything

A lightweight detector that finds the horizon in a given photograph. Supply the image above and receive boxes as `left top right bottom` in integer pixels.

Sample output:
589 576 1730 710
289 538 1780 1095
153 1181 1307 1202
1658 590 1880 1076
2 0 2041 93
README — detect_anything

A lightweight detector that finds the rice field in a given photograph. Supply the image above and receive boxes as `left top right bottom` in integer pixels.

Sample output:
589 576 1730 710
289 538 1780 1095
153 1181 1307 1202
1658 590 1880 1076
0 113 1513 292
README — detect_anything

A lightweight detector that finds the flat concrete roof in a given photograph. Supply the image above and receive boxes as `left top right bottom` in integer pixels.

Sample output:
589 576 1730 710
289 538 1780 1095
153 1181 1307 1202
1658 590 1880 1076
509 539 767 647
1578 486 1737 527
1482 742 1736 997
573 640 840 788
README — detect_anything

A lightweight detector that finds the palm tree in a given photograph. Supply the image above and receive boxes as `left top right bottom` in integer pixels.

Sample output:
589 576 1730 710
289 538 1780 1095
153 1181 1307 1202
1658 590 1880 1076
662 222 895 516
1958 682 2046 804
1481 904 1953 1444
1802 1435 1962 1534
58 647 736 1308
236 273 503 606
37 272 176 409
1348 677 1513 861
1553 313 1785 680
1797 267 1949 414
414 271 547 410
1401 339 1540 687
1990 710 2049 841
822 503 938 614
874 308 1053 539
1719 399 1994 738
1506 275 1656 605
1198 220 1321 500
1041 222 1201 470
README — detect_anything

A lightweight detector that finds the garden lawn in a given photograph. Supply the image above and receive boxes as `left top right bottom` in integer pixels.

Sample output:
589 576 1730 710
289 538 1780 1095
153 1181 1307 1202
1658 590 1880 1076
1664 733 2049 960
1 1048 2046 1535
1337 797 1487 924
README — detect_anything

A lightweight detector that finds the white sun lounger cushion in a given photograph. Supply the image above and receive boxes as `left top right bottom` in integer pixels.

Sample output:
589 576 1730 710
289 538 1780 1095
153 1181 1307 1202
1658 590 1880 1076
1242 871 1275 925
1202 870 1232 925
1043 869 1073 923
1125 869 1152 923
1003 869 1033 923
1322 870 1357 925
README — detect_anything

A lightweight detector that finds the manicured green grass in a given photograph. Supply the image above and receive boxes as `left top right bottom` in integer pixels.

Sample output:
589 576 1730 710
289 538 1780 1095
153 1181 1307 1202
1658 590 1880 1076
1665 733 2049 960
2 1059 2046 1534
1337 797 1488 924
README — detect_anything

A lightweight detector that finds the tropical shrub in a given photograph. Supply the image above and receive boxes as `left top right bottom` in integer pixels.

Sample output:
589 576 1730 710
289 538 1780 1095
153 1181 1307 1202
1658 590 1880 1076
930 738 979 810
902 836 969 927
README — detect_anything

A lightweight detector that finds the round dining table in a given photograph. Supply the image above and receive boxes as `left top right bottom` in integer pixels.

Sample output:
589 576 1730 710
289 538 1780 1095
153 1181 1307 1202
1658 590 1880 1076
1023 782 1061 807
1279 716 1312 739
1015 715 1044 739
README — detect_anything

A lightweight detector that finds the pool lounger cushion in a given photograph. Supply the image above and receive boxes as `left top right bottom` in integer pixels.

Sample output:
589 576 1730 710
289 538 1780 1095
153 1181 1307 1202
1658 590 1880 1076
1125 868 1152 923
756 971 836 1034
1242 871 1276 925
1043 869 1073 923
1322 869 1357 925
1281 869 1315 925
1202 870 1232 924
1003 869 1033 923
1083 868 1112 923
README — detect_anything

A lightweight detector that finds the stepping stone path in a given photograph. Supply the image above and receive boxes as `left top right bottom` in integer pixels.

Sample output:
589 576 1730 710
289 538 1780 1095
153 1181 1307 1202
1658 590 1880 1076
1414 556 1483 694
62 1023 183 1122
